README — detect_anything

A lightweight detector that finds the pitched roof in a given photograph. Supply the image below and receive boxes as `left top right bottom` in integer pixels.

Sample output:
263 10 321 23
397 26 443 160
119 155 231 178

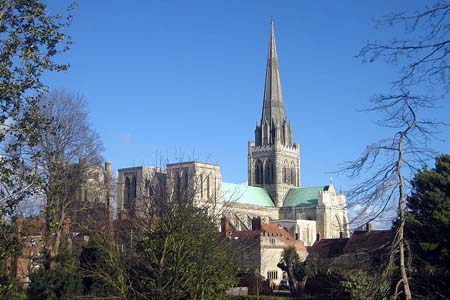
343 230 394 253
309 230 394 258
222 182 274 207
283 186 328 207
231 223 306 251
308 238 349 258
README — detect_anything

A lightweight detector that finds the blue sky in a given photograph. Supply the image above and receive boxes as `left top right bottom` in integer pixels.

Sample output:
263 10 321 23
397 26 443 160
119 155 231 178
45 1 449 191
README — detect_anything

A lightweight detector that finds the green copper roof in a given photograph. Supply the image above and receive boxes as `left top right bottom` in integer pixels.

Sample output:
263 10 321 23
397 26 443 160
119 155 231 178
222 183 274 207
283 186 329 207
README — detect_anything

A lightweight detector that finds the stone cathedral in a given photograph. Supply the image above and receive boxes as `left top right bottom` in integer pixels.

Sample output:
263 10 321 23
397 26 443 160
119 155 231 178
117 22 349 246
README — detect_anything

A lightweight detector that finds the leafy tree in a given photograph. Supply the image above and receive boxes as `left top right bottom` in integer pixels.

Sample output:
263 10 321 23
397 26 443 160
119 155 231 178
0 219 24 299
133 206 237 300
405 154 450 299
277 247 300 296
277 247 317 296
79 232 132 300
0 0 71 297
27 249 82 300
75 167 237 300
0 1 71 205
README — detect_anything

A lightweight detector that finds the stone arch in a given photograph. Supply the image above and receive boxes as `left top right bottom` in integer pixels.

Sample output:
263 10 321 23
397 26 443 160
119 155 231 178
124 176 137 215
282 160 289 183
263 120 269 145
131 176 137 199
334 214 343 238
124 177 131 209
255 159 263 184
290 161 296 185
264 159 274 184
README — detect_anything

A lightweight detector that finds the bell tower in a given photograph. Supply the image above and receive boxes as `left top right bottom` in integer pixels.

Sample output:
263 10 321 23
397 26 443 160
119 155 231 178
248 21 300 207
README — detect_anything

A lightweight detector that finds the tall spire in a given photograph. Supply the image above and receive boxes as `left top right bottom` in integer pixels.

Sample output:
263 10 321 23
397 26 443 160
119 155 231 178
261 21 286 125
249 21 301 206
255 21 292 147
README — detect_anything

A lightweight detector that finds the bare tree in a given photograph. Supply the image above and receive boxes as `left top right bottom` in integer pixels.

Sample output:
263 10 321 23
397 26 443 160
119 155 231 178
360 2 450 97
33 89 104 268
343 89 442 299
344 3 450 299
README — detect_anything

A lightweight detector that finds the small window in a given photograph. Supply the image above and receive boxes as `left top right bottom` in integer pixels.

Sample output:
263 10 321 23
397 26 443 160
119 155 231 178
200 174 203 198
270 238 276 245
267 271 278 280
206 175 211 198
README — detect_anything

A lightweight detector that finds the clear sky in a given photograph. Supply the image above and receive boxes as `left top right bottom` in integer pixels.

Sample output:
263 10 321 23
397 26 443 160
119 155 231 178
45 1 449 191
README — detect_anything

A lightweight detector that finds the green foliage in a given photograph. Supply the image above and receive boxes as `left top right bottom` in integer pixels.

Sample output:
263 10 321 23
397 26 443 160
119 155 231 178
338 270 378 300
302 253 318 280
0 220 22 298
225 295 331 300
280 247 304 280
134 207 237 300
79 233 131 300
325 269 390 300
405 154 450 299
0 0 71 208
278 247 317 296
27 251 82 300
0 1 71 295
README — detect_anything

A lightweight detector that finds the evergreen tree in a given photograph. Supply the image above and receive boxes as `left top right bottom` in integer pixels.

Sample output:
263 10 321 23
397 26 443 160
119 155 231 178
406 154 450 299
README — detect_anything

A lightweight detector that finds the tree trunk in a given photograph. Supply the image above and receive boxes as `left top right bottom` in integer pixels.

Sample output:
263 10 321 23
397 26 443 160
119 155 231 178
397 133 412 300
277 263 299 296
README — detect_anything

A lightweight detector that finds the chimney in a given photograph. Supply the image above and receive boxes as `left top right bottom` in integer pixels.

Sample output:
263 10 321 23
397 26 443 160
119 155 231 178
105 161 112 182
62 217 71 234
251 217 261 231
366 222 372 232
79 157 86 166
119 209 128 221
221 217 230 238
16 215 24 235
316 233 323 241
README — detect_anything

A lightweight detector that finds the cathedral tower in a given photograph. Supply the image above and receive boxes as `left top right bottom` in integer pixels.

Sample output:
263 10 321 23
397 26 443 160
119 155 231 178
248 21 300 207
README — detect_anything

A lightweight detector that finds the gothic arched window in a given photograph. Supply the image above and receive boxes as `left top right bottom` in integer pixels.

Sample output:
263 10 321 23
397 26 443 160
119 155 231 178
255 160 263 184
207 175 211 198
282 161 289 183
124 177 131 209
131 176 137 199
264 160 273 184
290 161 296 185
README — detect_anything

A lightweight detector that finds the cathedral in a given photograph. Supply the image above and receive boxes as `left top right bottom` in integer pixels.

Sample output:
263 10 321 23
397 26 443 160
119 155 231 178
117 22 349 247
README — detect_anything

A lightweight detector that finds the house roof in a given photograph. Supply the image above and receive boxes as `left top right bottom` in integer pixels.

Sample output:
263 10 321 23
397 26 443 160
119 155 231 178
283 186 329 207
231 223 307 251
222 182 274 207
308 238 350 258
309 230 394 258
343 230 394 253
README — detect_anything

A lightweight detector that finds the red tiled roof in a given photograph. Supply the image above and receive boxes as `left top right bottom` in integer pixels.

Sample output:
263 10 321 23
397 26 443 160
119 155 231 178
231 223 307 251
